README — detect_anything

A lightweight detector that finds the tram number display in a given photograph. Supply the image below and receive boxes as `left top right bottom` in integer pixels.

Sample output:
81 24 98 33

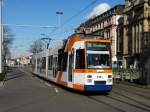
97 75 103 79
86 42 108 51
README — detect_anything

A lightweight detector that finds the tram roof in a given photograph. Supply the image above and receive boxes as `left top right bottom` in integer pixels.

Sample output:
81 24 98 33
68 33 109 40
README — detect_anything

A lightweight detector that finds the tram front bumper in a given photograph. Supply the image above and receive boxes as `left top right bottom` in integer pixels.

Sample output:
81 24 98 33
84 85 112 91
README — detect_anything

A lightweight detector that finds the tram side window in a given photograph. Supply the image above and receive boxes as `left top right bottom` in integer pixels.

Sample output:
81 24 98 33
32 59 36 69
75 49 85 69
58 49 63 71
37 58 40 64
42 57 46 69
62 52 68 71
37 58 41 69
48 55 53 70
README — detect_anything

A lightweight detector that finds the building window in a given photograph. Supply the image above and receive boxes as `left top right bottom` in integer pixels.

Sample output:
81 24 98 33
108 31 110 39
96 25 98 30
108 18 111 25
101 23 103 29
92 26 95 32
98 24 100 29
144 32 148 48
103 22 105 28
106 19 108 26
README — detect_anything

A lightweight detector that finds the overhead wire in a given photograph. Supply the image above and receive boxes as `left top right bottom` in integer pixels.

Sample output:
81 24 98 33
2 24 58 28
61 0 97 26
9 0 99 54
50 0 98 36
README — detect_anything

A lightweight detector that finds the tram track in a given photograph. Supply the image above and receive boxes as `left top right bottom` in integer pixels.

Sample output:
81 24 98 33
87 94 150 112
114 82 150 91
19 67 150 112
111 90 150 110
114 83 150 94
108 96 150 112
85 83 150 112
86 92 150 112
113 85 150 100
87 96 126 112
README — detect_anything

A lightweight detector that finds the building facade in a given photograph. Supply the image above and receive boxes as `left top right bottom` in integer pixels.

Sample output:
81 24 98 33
123 0 150 84
116 16 124 62
75 5 124 63
123 0 150 67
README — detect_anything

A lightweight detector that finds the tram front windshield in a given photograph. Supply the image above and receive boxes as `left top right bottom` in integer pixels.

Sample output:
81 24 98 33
86 42 111 69
87 53 110 69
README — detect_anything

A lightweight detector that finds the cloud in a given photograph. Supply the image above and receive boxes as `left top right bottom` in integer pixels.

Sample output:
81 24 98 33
87 3 111 19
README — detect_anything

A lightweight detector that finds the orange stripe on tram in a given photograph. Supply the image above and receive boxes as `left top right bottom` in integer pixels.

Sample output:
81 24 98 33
74 69 112 73
73 84 84 91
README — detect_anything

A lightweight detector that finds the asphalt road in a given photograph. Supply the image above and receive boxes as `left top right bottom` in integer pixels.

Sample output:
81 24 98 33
0 67 150 112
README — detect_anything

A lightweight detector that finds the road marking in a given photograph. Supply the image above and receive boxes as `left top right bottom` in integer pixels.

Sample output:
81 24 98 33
18 68 59 94
34 77 38 79
39 80 44 83
0 82 3 87
0 81 4 89
19 68 28 74
45 82 52 87
54 88 59 93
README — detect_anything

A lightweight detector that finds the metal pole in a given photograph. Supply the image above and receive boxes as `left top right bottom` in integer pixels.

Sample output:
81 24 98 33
58 14 60 29
0 0 3 73
35 53 37 74
45 49 48 77
40 34 52 78
56 12 63 33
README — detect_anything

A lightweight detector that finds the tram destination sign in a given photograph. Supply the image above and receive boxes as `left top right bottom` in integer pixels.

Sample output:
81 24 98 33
86 42 108 51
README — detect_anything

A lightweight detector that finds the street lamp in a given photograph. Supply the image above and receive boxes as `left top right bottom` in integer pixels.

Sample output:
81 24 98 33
0 0 3 73
56 11 63 32
40 34 52 78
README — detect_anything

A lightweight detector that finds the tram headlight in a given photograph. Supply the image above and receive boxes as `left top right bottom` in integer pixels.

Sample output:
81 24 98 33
87 79 92 83
108 75 112 78
107 79 112 82
87 75 92 83
87 75 92 78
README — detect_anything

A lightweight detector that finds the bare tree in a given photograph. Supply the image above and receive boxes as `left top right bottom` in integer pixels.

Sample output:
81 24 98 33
3 26 14 59
29 39 43 54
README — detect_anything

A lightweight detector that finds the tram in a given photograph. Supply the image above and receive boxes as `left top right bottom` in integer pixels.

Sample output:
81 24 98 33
32 34 113 92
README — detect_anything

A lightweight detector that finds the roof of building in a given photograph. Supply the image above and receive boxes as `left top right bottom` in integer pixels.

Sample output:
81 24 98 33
76 4 125 29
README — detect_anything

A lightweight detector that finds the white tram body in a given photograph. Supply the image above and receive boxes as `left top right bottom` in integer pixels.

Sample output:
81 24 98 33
32 34 113 92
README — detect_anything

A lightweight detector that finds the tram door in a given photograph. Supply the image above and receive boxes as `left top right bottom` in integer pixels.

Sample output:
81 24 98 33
68 50 74 82
53 57 58 78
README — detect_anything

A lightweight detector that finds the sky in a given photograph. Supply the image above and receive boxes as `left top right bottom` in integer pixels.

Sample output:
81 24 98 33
3 0 124 58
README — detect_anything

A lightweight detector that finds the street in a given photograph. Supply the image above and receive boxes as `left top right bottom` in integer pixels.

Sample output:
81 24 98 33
0 67 150 112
